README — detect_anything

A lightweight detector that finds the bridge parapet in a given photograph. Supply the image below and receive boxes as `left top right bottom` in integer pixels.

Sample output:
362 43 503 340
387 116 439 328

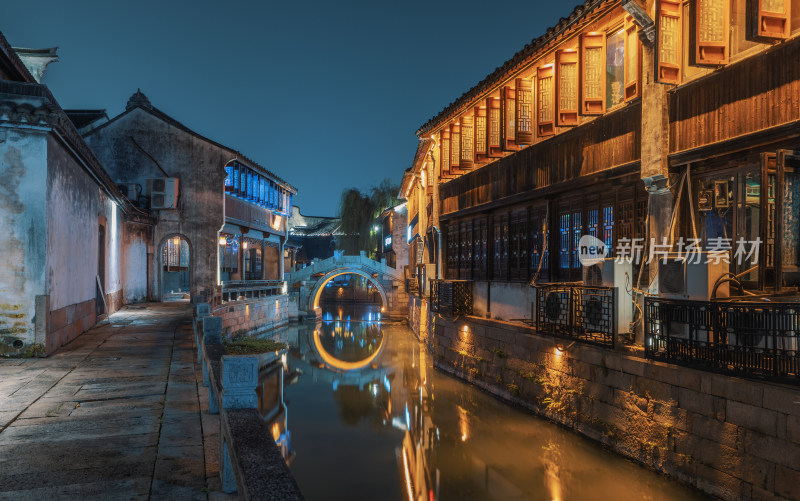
289 252 403 285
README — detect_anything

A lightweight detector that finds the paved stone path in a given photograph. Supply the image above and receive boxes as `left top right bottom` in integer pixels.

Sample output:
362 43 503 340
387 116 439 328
0 302 232 500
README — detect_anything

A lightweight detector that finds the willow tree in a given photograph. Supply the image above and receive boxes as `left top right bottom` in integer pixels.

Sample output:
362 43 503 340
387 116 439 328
337 179 399 258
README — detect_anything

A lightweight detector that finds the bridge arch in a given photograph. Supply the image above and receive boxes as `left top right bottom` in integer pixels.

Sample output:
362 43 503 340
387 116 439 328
308 267 388 313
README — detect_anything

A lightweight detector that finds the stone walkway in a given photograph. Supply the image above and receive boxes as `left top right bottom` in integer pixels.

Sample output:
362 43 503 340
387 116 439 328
0 302 231 500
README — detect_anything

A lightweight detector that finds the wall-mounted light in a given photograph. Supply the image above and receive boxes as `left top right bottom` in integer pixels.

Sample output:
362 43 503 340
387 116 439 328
554 341 576 355
219 236 228 246
172 236 180 247
243 241 248 249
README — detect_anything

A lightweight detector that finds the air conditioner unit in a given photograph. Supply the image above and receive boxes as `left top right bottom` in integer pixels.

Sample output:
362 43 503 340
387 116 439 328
147 178 179 209
117 183 141 202
582 262 603 287
657 253 728 301
582 259 633 335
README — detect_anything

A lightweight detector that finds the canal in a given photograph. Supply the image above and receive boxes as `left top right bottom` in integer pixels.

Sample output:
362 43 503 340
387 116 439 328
259 299 706 501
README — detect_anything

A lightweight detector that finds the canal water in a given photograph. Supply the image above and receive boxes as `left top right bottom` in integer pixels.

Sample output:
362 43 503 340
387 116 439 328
261 301 706 501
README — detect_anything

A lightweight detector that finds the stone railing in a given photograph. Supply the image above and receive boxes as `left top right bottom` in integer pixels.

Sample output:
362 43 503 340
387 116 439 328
220 280 285 304
194 304 304 500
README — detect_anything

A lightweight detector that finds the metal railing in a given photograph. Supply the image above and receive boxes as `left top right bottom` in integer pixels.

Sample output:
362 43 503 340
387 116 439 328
429 279 473 317
220 280 285 303
645 297 800 382
534 283 617 348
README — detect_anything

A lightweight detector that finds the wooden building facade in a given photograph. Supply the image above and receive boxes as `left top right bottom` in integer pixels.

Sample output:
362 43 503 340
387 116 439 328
404 0 800 297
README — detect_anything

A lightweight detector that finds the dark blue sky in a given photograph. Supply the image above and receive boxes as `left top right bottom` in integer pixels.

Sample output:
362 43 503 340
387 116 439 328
2 1 566 216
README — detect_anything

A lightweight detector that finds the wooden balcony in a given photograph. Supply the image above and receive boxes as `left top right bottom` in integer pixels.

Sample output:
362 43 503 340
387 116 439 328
225 194 285 234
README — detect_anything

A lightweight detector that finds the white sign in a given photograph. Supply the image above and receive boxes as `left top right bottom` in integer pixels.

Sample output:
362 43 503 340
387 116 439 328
579 235 608 266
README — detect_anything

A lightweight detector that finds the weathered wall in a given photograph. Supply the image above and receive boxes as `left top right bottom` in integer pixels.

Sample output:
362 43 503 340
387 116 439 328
0 128 47 354
211 295 289 337
427 312 800 501
471 281 536 321
85 107 228 301
46 134 124 353
122 221 150 303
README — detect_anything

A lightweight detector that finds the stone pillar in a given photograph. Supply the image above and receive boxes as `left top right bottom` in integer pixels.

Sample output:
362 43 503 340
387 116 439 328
279 238 285 281
638 2 671 343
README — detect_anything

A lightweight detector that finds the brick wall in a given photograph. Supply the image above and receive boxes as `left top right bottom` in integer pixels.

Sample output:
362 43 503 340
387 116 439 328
426 311 800 501
212 295 289 337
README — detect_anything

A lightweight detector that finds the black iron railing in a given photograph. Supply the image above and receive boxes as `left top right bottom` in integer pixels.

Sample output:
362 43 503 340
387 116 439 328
645 297 800 381
429 279 473 317
534 284 617 348
220 280 285 303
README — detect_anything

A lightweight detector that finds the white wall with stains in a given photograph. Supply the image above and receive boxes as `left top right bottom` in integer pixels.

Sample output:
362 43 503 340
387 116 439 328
0 127 48 351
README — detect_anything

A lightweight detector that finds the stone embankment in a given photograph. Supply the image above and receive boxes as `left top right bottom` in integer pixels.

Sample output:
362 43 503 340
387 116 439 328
411 296 800 501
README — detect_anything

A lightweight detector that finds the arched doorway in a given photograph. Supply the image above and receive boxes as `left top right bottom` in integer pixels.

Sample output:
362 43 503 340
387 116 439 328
160 234 191 301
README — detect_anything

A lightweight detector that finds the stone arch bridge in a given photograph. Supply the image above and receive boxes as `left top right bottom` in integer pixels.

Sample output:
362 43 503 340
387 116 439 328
289 252 406 319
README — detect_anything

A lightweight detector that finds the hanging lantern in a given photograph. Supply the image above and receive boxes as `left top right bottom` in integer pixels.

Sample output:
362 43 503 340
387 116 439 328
219 236 228 246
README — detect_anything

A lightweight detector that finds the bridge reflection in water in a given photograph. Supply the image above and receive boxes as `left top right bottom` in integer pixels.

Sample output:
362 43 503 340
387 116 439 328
257 302 705 501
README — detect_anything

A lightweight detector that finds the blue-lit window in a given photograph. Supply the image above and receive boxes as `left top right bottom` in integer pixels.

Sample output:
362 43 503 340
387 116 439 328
602 206 614 256
233 163 240 194
587 209 598 239
239 168 247 198
559 213 570 269
260 177 266 205
224 164 234 190
247 171 253 200
571 211 582 269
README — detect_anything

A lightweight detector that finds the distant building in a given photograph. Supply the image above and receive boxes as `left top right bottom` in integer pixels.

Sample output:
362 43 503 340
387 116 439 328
378 203 407 270
82 90 296 306
287 206 341 268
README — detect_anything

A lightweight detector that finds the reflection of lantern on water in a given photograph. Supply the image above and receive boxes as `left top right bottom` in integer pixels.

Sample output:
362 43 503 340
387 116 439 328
542 439 563 501
457 405 470 442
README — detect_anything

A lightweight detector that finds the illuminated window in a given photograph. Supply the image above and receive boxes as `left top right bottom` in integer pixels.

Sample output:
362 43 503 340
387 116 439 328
488 98 501 150
461 116 474 168
537 65 555 136
515 79 532 144
606 29 625 108
559 213 570 269
657 0 681 84
450 123 461 169
224 164 234 190
602 206 614 255
474 107 487 154
557 50 578 125
582 33 605 114
695 0 729 65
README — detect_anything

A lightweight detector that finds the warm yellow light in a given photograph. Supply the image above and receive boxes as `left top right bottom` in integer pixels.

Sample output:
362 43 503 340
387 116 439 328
172 237 180 247
219 236 227 246
243 241 248 249
272 215 283 230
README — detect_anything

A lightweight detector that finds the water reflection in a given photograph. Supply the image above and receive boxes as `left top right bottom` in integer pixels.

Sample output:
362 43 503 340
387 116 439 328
259 303 705 501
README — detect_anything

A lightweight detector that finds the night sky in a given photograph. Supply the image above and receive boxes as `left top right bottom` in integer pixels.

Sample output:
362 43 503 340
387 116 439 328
2 1 567 216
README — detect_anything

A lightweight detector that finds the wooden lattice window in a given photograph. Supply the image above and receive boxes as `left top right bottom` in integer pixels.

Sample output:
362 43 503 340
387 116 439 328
624 16 640 100
450 123 461 170
581 33 605 114
502 86 516 150
440 128 451 178
488 98 502 157
537 65 555 137
657 0 682 84
695 0 729 65
461 115 474 169
515 78 533 145
753 0 791 39
556 50 579 126
474 105 487 156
